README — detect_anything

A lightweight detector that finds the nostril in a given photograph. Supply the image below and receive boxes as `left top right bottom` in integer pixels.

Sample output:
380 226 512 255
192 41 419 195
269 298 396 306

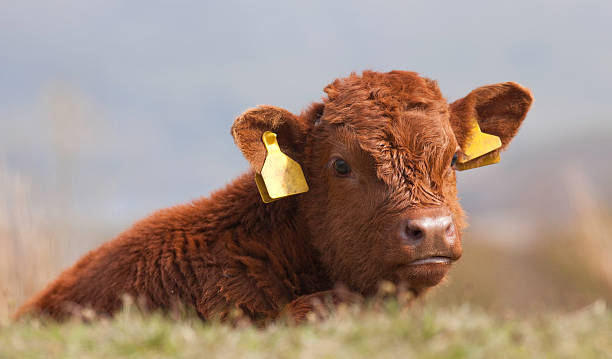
404 223 425 243
445 222 455 236
409 228 423 240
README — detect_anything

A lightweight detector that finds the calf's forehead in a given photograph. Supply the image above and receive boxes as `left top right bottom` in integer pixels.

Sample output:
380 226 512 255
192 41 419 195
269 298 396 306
319 71 457 188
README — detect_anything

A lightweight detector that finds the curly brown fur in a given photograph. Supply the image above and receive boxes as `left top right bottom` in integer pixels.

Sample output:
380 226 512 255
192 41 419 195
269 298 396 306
15 70 532 322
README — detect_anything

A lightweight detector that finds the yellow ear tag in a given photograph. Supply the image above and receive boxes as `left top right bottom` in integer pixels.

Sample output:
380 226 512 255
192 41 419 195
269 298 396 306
254 131 309 203
456 150 500 171
457 119 502 165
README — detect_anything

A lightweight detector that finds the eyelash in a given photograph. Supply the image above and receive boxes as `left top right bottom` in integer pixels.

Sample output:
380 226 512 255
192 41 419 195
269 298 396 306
451 153 458 168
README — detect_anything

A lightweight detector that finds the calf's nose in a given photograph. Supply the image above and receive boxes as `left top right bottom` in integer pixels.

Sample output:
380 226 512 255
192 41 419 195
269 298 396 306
399 214 457 254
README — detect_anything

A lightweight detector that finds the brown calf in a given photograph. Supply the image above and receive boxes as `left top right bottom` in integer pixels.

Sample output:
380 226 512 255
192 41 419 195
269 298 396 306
15 70 532 322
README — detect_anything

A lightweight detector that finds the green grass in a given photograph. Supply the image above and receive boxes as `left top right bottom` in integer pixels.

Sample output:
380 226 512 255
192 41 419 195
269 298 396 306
1 300 610 359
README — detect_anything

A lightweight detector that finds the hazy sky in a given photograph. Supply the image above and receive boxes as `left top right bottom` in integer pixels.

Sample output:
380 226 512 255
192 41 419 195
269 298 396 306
1 0 611 225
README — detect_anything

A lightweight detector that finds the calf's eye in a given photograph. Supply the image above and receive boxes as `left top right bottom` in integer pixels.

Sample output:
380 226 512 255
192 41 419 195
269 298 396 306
451 153 459 168
333 158 351 176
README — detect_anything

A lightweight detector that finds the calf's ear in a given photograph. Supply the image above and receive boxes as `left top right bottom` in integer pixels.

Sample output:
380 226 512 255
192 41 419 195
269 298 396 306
231 105 306 173
449 82 533 154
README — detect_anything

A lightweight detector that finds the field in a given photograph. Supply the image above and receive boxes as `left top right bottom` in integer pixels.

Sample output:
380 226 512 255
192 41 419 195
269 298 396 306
3 1 612 357
1 161 611 358
2 300 611 358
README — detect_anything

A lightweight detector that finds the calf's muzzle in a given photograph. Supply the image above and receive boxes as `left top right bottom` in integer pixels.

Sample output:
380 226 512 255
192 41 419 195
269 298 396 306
398 208 461 264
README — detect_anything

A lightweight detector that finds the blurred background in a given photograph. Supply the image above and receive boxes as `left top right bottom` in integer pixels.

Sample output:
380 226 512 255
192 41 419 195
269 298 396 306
1 0 611 318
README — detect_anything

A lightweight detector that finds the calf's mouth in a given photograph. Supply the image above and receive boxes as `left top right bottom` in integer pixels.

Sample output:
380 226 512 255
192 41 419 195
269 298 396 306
409 256 453 266
392 256 456 289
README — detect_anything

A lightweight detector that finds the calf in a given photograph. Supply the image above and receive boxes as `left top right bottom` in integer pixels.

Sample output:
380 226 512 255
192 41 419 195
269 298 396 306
16 70 532 322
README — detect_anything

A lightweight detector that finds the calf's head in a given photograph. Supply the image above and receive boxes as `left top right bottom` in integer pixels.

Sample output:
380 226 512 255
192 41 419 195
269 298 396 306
232 71 532 295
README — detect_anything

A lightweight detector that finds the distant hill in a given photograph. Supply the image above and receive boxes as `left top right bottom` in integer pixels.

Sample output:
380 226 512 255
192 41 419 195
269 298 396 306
458 132 612 230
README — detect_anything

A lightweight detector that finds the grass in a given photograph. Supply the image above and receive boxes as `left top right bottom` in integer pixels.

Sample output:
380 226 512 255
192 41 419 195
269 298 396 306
1 300 610 358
